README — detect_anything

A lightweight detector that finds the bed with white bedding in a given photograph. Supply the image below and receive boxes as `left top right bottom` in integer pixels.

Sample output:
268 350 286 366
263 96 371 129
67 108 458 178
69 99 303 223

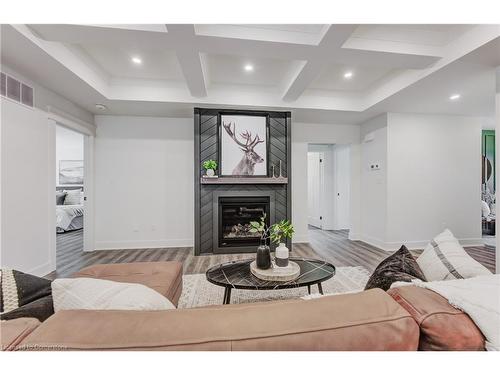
56 204 84 233
56 188 84 233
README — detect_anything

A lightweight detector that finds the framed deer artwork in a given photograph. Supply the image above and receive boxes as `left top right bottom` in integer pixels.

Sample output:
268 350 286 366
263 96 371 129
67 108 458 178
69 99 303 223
219 113 269 177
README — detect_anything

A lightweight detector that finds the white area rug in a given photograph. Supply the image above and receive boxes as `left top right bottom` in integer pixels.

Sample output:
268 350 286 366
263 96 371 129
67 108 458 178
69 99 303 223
178 266 370 308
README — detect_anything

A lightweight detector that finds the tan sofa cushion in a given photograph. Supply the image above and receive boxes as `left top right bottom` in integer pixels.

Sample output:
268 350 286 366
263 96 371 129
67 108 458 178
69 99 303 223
388 285 485 350
18 288 418 351
1 318 41 351
72 262 183 307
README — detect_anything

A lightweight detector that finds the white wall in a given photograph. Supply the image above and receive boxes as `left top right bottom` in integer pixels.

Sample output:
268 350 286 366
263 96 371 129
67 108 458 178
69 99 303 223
94 115 194 250
2 64 94 125
1 98 56 276
356 113 482 250
356 115 388 247
292 122 360 242
386 113 482 249
56 125 84 186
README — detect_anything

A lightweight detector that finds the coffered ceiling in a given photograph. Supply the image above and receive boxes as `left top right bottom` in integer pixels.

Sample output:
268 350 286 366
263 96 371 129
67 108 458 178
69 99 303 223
1 23 499 123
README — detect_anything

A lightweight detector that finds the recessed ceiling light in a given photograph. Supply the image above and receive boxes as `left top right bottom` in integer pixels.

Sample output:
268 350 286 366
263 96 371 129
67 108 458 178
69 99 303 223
244 64 254 72
95 103 107 111
343 71 353 79
449 94 461 101
131 56 142 65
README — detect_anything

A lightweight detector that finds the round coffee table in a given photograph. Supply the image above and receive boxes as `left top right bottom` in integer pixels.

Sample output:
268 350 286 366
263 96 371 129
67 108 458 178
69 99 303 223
205 257 335 304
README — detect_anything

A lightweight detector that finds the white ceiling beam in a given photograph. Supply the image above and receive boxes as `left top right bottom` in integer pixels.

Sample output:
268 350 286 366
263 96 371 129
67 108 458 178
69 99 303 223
282 60 323 102
166 24 207 98
282 25 357 102
342 37 443 58
29 24 438 69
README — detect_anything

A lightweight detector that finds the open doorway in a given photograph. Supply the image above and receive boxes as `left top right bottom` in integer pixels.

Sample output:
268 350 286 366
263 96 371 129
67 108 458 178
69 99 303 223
307 144 351 241
481 130 495 248
55 125 85 258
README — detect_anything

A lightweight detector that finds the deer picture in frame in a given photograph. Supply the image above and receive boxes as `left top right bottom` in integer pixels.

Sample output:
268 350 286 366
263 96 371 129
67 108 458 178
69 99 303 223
220 114 268 176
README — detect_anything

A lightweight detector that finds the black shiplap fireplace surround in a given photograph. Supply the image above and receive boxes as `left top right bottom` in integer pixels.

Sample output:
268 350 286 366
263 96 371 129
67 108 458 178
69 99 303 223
194 108 291 255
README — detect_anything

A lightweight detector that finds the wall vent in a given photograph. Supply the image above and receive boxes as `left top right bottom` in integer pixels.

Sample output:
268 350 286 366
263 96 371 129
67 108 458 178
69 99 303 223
0 72 34 108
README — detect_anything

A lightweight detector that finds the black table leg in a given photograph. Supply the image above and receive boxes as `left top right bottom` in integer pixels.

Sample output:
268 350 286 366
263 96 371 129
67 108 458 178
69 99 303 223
223 287 232 304
307 285 311 294
318 283 324 295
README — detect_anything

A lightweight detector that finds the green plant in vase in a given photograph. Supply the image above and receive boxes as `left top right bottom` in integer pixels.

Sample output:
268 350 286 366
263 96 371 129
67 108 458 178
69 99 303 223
249 214 272 269
203 159 217 177
250 215 295 269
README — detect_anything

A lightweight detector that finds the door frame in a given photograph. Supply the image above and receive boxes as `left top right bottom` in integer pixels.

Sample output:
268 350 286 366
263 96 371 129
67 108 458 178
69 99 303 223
307 151 325 229
49 108 96 255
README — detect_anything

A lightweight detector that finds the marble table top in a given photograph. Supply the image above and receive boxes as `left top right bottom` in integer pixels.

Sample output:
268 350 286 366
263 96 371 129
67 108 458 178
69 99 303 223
206 257 335 290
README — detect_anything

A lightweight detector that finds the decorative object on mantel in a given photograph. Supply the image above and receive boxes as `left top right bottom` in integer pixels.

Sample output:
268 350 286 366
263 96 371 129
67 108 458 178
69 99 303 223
271 164 275 178
250 215 295 269
202 159 218 178
270 220 294 267
278 160 283 178
250 260 300 281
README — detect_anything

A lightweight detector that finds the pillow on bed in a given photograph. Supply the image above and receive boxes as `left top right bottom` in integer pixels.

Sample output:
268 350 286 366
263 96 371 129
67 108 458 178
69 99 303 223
63 189 82 205
56 191 67 205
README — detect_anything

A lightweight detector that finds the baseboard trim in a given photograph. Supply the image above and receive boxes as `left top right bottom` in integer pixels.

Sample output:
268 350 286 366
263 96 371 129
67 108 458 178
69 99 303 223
355 235 484 252
94 239 194 251
28 261 55 277
292 234 309 243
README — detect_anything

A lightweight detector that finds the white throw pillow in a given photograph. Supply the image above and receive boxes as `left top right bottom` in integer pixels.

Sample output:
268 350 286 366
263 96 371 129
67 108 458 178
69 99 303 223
52 278 176 312
63 189 82 205
417 229 492 281
481 200 491 218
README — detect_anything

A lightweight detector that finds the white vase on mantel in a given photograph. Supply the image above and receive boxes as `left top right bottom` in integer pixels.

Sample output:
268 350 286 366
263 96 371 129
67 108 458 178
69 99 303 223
206 169 215 177
275 242 289 267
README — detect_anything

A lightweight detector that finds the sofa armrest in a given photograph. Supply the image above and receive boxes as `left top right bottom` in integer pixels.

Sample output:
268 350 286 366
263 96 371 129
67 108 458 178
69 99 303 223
388 286 485 350
18 289 418 351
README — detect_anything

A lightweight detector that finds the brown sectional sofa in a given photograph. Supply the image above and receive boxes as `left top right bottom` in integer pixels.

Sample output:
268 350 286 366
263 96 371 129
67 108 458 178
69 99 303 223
0 261 485 351
72 261 184 307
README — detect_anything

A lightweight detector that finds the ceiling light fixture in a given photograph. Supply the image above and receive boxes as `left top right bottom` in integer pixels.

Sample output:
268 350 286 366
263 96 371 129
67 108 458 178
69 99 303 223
131 56 142 65
449 93 461 101
244 64 254 72
343 71 353 79
95 103 107 111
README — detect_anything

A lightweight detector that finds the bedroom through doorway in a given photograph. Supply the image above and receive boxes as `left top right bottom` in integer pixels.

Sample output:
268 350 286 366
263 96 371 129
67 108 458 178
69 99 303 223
55 125 85 259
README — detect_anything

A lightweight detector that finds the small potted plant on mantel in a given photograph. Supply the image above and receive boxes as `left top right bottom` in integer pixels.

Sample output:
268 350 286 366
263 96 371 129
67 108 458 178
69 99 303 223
250 215 294 269
202 159 218 177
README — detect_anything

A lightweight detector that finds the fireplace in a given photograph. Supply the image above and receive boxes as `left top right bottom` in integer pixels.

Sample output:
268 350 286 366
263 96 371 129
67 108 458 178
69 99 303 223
218 196 270 248
212 191 275 253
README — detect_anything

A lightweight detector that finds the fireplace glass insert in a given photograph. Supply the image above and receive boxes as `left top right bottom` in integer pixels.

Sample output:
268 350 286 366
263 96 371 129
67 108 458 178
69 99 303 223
218 196 270 248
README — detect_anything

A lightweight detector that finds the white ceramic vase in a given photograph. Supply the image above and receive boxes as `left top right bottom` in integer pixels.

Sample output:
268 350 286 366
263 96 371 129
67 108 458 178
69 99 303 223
275 242 289 267
206 169 215 177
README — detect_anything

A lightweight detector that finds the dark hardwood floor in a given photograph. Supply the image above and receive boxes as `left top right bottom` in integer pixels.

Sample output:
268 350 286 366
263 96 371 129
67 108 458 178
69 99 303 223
48 227 496 279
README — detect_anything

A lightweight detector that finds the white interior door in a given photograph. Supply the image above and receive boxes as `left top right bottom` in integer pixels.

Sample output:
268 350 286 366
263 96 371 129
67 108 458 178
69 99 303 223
83 135 94 252
335 145 351 230
308 152 324 228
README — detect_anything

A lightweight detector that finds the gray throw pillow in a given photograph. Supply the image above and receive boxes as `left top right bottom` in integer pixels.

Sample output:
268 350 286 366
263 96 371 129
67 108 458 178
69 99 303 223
56 191 67 205
0 269 54 322
365 245 427 291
